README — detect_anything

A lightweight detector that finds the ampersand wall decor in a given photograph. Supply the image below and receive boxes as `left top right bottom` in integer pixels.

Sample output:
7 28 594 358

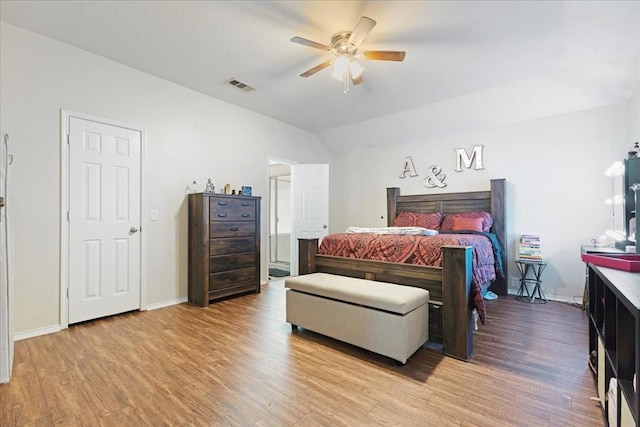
424 165 447 188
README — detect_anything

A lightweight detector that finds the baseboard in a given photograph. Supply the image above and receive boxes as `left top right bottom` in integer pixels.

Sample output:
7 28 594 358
13 282 379 342
506 290 583 306
14 298 189 341
545 294 584 306
15 324 61 341
146 297 188 311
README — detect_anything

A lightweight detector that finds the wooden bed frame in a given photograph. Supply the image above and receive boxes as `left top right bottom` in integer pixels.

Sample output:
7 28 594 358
297 178 507 361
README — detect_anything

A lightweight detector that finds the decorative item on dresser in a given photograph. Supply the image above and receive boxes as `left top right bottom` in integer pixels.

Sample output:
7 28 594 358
188 193 261 306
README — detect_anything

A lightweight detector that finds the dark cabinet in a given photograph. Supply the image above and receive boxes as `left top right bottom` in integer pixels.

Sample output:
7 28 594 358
188 193 261 306
588 263 640 425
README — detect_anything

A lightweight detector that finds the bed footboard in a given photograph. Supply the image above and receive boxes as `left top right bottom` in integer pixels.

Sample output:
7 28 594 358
298 238 474 361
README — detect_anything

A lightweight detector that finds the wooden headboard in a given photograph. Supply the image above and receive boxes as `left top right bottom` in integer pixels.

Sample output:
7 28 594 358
386 178 507 295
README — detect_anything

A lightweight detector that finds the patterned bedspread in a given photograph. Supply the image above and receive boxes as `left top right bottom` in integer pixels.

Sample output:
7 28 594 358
318 233 498 323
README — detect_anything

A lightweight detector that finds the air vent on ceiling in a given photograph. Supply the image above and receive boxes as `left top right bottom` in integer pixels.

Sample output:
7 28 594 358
225 78 255 93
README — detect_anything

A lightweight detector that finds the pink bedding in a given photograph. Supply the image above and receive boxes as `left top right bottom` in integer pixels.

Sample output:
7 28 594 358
318 233 496 323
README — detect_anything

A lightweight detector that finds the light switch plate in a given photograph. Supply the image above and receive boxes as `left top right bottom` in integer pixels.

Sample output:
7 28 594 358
150 209 159 221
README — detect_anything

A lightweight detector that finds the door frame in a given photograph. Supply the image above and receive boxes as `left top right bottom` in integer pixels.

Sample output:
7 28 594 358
267 157 294 279
59 110 148 329
267 158 330 278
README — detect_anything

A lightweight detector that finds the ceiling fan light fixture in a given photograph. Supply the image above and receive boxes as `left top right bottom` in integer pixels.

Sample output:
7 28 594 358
330 56 349 81
291 15 404 93
349 60 364 79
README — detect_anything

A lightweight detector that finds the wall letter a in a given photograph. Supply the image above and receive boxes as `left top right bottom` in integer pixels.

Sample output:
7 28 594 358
399 156 419 178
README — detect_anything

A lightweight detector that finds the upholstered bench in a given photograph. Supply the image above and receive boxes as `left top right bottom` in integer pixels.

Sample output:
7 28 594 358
285 272 429 364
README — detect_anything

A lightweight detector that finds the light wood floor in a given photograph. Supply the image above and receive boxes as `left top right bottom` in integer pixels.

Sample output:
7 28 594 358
1 280 603 426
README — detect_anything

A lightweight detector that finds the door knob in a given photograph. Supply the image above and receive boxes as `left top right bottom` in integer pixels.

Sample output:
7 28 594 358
130 227 139 233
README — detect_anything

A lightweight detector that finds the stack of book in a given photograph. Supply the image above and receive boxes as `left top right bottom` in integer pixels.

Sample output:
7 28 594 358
518 235 542 261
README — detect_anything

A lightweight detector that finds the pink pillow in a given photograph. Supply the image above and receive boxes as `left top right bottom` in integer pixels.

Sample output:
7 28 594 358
441 212 493 232
451 217 484 232
393 212 443 230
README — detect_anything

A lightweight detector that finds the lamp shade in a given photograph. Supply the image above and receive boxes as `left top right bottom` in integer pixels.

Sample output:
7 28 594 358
330 56 349 81
349 60 364 78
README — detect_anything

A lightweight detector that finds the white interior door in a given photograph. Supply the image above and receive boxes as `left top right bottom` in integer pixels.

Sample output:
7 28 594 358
68 117 141 324
0 132 12 384
292 164 329 276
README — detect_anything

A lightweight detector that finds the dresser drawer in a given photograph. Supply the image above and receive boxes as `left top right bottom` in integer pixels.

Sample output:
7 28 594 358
209 221 256 238
209 268 257 291
209 237 255 255
209 253 255 273
210 198 257 221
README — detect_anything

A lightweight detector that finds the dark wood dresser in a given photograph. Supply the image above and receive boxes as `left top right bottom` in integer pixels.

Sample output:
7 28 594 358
188 193 261 306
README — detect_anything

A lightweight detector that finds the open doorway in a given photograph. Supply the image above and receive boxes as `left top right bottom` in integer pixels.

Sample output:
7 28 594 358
269 161 292 279
268 160 330 279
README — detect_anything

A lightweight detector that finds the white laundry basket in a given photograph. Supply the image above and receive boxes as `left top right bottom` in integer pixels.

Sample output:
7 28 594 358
607 377 617 427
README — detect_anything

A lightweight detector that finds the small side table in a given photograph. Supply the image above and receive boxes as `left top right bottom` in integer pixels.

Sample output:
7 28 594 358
515 259 547 303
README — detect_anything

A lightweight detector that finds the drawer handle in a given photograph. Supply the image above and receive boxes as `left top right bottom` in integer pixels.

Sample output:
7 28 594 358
230 227 239 232
241 213 249 218
241 202 250 206
218 201 227 206
217 213 227 218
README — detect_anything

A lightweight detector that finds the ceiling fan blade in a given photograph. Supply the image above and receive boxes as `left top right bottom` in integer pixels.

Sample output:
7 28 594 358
347 16 376 48
350 73 364 86
363 51 406 61
290 36 331 51
300 59 333 78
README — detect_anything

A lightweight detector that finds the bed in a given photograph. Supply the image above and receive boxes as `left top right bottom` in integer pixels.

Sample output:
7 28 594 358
297 178 507 361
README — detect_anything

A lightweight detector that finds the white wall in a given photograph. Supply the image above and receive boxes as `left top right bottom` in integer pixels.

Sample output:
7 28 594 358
328 101 629 303
0 23 331 334
630 82 640 146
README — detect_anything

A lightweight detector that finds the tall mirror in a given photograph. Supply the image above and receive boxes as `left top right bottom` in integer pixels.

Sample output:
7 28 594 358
605 161 625 242
624 156 640 248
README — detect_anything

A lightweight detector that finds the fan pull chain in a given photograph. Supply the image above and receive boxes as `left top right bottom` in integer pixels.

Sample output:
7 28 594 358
343 72 349 94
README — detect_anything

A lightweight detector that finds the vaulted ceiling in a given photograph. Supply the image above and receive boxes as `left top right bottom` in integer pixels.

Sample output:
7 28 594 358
1 1 639 136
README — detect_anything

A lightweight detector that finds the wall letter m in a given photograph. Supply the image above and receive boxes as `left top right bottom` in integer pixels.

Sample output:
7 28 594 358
455 145 485 172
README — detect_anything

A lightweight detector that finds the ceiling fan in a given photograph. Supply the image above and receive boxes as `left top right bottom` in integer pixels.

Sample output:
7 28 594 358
291 16 406 92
